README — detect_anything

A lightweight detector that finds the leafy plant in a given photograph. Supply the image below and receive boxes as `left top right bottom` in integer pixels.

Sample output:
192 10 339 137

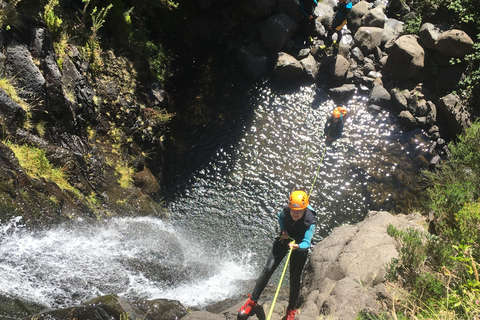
42 0 63 39
5 141 78 194
402 14 422 35
0 0 21 31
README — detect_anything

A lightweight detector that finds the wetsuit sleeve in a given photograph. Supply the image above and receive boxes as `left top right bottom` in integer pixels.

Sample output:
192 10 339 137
298 223 316 250
278 210 286 231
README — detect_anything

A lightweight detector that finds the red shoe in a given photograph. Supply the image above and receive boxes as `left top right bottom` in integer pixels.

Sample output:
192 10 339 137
237 294 257 319
285 308 297 320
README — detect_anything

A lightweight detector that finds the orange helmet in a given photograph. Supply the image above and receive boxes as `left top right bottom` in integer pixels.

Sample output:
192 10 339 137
336 106 347 116
289 190 309 210
332 109 341 118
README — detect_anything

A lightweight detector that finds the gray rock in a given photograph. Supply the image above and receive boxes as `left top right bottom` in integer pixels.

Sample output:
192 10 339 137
274 52 304 80
417 99 429 116
300 54 320 80
390 88 409 112
361 62 376 75
383 35 425 80
435 29 474 58
369 82 391 107
419 22 443 50
328 84 357 101
276 0 301 22
349 0 370 31
237 44 269 80
351 46 365 63
5 40 46 104
398 110 417 128
302 211 426 320
426 101 437 125
436 93 471 134
261 13 297 52
382 19 404 45
361 6 386 28
314 3 335 27
0 88 26 131
329 54 351 81
353 27 384 54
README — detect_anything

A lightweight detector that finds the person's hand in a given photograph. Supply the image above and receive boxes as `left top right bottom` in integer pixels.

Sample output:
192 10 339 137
281 229 290 239
309 14 314 20
289 243 299 250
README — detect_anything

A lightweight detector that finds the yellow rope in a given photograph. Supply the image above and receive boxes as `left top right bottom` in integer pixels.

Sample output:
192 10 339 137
266 240 295 320
308 142 328 197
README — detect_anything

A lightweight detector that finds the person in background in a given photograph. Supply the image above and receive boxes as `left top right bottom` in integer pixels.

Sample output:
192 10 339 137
237 190 316 320
321 0 352 49
324 106 347 142
299 0 318 43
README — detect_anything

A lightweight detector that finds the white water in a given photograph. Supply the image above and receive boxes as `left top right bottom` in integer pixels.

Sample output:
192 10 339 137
0 216 255 309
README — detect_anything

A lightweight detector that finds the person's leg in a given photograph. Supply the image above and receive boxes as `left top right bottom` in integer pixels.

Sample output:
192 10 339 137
325 28 335 47
251 239 289 301
287 250 309 310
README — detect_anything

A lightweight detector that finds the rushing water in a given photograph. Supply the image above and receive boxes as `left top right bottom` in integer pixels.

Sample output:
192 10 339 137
0 76 432 312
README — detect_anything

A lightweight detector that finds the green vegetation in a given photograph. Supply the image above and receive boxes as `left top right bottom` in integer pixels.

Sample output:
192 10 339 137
4 141 79 195
0 77 30 113
406 0 480 100
386 120 480 319
0 0 20 31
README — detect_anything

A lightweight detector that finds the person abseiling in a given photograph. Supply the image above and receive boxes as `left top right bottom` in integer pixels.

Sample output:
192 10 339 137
238 190 316 320
324 106 347 142
321 0 352 49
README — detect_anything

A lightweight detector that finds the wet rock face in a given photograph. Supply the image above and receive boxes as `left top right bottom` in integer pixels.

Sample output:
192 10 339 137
28 295 189 320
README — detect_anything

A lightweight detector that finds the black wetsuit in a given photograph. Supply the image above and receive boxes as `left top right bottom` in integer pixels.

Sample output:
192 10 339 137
251 206 316 310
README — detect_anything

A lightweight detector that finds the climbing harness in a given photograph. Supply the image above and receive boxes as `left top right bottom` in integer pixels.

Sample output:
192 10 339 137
266 239 295 320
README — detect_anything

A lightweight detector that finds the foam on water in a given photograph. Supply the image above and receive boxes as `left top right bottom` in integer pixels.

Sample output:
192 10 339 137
0 216 255 309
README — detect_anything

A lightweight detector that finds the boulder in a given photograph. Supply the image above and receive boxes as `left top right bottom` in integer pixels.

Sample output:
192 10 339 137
5 40 46 104
435 29 474 58
383 35 424 80
418 23 442 50
426 101 437 125
31 306 111 320
390 88 409 112
133 167 160 195
329 54 351 81
398 110 417 129
261 13 297 52
314 3 335 27
353 27 384 54
328 84 357 102
302 211 426 320
382 19 403 45
436 65 464 91
369 82 390 107
436 93 471 134
361 6 386 28
237 44 269 80
351 46 365 63
240 0 277 19
386 0 410 16
274 52 304 80
276 0 301 22
300 54 320 80
0 88 26 131
349 0 370 31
